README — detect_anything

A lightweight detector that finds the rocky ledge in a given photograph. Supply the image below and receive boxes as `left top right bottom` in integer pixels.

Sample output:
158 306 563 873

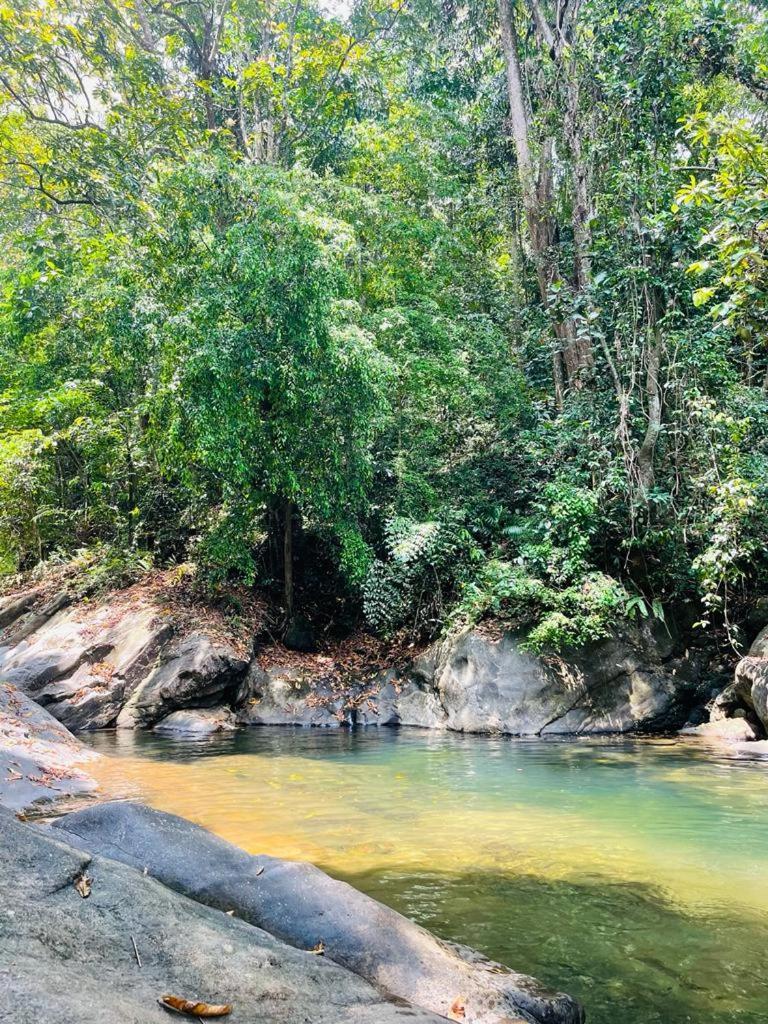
0 800 584 1024
0 577 726 739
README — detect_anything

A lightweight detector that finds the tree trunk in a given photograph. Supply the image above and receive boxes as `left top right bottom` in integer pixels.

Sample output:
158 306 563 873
637 322 663 493
497 0 591 400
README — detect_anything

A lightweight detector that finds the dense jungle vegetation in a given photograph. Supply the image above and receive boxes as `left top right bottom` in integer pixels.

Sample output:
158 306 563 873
0 0 766 652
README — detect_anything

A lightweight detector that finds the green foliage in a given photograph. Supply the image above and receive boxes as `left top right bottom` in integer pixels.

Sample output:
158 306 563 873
0 0 767 655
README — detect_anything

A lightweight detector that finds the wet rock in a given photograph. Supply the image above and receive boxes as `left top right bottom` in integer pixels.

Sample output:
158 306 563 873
154 706 238 736
54 800 584 1024
681 717 760 744
117 633 247 729
1 807 445 1024
0 682 97 812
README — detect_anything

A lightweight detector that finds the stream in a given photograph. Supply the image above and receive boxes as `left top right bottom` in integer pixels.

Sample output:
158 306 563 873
82 727 768 1024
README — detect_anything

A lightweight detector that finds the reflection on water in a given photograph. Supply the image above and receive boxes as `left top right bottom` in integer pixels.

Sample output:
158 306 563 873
81 727 768 1024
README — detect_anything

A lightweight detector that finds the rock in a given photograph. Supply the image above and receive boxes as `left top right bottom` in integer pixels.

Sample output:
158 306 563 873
154 706 238 736
0 596 173 730
54 801 584 1024
681 717 760 743
709 626 768 737
238 624 711 736
0 682 98 812
117 633 248 729
283 614 315 652
0 807 446 1024
237 665 346 727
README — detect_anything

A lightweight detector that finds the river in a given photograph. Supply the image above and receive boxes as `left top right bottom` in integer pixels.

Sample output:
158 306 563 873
82 727 768 1024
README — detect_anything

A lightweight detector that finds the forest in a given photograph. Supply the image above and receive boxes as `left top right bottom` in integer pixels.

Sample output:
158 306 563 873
1 0 767 655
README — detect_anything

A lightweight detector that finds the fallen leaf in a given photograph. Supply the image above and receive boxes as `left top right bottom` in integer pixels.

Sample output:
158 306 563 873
6 769 22 782
74 873 92 898
449 996 466 1020
308 940 325 955
158 996 232 1018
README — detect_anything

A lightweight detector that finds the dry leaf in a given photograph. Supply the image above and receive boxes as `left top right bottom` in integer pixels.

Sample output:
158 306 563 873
308 940 325 955
449 996 466 1020
158 995 232 1018
6 769 22 782
74 873 92 898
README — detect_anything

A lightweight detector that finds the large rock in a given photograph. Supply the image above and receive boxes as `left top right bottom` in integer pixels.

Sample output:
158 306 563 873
0 807 445 1024
0 594 173 730
154 706 238 736
117 633 247 729
54 801 583 1024
0 586 247 732
0 681 97 812
710 625 768 736
239 624 711 737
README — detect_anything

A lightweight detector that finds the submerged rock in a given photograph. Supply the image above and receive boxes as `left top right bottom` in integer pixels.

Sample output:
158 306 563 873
154 705 238 736
0 807 445 1024
0 682 97 812
54 800 584 1024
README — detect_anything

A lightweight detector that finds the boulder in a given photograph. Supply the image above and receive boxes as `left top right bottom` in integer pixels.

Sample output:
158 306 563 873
709 625 768 737
0 681 97 812
681 716 760 744
54 801 584 1024
154 706 238 736
0 807 445 1024
0 596 173 730
117 633 248 729
238 624 711 737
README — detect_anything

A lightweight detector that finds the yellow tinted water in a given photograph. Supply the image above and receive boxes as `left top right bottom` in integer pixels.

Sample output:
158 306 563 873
81 728 768 1024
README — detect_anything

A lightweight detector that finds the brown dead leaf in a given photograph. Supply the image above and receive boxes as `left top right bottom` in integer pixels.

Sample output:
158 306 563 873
158 995 232 1017
449 996 466 1020
6 769 22 782
74 872 92 898
307 940 325 955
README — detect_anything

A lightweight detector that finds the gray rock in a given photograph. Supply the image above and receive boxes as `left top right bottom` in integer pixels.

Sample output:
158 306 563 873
709 626 768 736
237 664 347 727
0 807 445 1024
54 801 583 1024
154 706 238 736
117 633 247 729
237 625 710 737
681 716 760 743
0 682 98 812
0 598 173 730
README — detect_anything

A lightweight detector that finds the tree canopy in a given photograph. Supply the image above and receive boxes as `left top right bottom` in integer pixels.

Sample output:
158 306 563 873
1 0 766 651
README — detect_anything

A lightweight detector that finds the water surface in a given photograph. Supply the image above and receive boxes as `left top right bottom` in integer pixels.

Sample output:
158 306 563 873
82 728 768 1024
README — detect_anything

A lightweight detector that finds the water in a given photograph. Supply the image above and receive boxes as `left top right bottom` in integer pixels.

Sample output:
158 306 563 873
81 728 768 1024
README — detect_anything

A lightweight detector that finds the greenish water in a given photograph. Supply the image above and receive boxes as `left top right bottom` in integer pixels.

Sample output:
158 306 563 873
82 728 768 1024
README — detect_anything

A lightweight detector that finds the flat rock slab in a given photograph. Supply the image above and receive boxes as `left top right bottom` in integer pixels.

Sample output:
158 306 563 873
54 801 583 1024
0 807 444 1024
0 682 97 812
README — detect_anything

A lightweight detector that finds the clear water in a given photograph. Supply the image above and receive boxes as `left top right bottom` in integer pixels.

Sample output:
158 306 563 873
81 727 768 1024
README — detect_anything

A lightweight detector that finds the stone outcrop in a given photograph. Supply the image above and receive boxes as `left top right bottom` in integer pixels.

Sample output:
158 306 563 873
53 800 584 1024
116 633 247 729
707 625 768 737
0 586 247 732
0 681 97 812
239 623 714 736
0 806 447 1024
